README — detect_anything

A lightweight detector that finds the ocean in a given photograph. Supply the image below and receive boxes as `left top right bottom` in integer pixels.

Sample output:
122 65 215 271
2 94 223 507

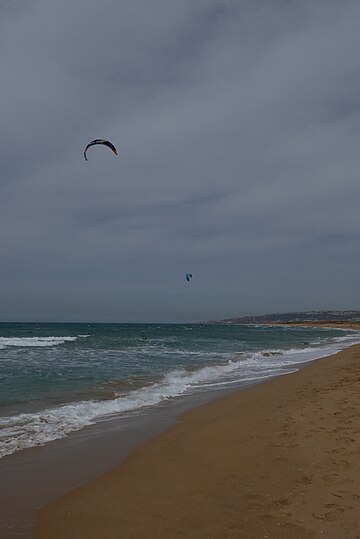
1 322 359 460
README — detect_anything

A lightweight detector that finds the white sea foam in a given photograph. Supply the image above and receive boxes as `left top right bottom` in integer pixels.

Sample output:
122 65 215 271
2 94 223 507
0 336 78 348
1 332 360 459
0 360 254 458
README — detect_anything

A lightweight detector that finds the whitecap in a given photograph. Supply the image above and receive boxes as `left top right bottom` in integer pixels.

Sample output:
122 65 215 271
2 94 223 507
0 337 77 348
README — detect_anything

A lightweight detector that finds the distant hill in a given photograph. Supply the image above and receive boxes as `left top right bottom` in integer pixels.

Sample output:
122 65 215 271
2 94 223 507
208 310 360 325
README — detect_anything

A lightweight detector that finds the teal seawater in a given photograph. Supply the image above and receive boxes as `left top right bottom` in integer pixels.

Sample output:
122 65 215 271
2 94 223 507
0 323 359 458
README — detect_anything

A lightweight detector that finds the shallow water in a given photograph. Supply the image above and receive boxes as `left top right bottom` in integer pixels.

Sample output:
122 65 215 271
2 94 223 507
1 322 360 459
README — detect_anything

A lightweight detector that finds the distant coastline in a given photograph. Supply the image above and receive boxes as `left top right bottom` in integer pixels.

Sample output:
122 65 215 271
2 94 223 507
260 320 360 331
207 309 360 329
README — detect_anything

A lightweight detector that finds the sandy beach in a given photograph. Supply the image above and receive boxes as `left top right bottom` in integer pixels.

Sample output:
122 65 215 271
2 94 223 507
36 343 360 538
266 322 360 331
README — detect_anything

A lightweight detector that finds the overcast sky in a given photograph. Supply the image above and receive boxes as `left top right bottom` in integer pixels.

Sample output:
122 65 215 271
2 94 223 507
1 0 360 322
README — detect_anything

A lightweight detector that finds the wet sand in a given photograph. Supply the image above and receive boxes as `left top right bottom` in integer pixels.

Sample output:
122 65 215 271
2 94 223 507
37 344 360 538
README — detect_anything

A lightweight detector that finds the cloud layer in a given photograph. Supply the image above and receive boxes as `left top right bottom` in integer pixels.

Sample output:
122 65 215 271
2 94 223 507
1 0 360 321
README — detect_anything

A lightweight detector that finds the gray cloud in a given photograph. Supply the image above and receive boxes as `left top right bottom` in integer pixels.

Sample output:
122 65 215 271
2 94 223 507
1 0 360 321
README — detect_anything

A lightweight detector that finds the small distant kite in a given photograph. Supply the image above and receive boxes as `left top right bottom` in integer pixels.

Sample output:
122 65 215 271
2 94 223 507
185 273 193 282
84 139 118 161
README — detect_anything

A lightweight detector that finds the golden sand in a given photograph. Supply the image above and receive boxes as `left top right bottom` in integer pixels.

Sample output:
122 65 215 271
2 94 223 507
265 321 360 331
37 344 360 538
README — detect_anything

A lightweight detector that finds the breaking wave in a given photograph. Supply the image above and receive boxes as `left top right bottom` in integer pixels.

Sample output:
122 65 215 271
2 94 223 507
0 336 78 349
1 332 360 459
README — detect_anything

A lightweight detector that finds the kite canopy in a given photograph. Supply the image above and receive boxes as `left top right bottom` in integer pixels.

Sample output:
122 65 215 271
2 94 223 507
185 273 193 282
84 139 117 161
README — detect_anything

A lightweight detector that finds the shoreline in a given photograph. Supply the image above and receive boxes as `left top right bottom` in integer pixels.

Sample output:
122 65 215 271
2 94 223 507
1 363 296 537
37 344 360 538
1 383 241 538
257 321 360 331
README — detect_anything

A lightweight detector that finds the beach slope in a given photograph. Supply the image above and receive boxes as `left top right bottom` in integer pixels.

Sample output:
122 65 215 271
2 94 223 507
37 344 360 538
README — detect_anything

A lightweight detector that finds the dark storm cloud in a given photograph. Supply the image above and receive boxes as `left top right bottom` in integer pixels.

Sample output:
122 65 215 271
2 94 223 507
1 0 360 321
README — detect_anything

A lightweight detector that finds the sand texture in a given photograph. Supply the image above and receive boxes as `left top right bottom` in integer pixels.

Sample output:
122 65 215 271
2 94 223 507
37 345 360 538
